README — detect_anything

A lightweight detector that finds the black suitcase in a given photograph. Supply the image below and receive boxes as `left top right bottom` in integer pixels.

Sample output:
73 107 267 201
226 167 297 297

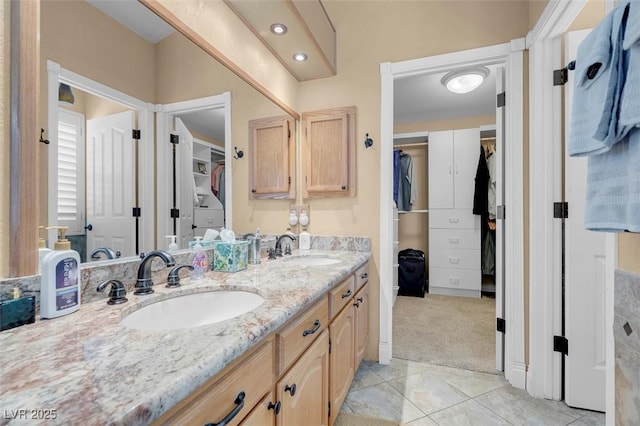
398 248 427 297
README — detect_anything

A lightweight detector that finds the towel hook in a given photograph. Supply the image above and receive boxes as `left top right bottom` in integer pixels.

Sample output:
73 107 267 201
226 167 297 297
39 128 50 145
364 133 374 148
234 146 244 159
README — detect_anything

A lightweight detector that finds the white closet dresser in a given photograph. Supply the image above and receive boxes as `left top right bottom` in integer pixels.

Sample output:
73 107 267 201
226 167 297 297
428 128 481 298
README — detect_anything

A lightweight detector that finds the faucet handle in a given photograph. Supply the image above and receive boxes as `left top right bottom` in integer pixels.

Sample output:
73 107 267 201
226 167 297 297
285 243 292 256
166 264 194 288
96 279 128 305
268 248 277 260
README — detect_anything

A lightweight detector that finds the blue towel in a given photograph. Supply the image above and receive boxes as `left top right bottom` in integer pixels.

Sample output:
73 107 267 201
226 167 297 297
619 1 640 127
569 1 629 157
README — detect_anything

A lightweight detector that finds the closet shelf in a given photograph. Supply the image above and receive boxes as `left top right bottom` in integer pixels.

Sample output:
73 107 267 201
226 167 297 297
398 209 429 214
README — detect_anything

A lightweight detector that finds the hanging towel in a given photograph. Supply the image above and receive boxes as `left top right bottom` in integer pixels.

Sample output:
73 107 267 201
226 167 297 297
619 1 640 127
568 1 630 156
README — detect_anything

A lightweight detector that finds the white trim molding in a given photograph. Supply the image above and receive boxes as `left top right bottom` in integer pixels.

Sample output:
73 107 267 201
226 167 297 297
379 41 526 386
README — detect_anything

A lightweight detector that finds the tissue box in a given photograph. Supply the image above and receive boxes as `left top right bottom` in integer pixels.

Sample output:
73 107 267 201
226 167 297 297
188 240 217 249
213 240 249 272
0 296 36 331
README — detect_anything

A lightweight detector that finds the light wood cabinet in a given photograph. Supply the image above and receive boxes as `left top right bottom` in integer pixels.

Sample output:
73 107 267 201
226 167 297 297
328 275 355 318
354 282 370 369
329 304 355 426
249 115 295 199
241 392 278 426
301 107 356 198
277 329 329 426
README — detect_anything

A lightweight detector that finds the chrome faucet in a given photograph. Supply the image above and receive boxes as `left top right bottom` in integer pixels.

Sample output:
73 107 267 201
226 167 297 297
135 250 176 295
275 233 297 257
90 247 120 261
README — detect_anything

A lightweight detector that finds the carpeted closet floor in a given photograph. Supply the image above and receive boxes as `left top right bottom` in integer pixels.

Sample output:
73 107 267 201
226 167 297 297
392 294 496 374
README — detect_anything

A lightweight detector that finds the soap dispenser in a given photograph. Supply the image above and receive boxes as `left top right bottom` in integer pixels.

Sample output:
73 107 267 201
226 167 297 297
40 226 81 319
38 226 52 274
190 236 207 280
299 227 311 250
166 235 178 252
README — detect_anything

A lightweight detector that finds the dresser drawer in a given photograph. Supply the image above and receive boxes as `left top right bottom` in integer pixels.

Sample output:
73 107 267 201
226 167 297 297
430 248 480 270
277 297 328 375
194 207 224 228
429 229 480 250
354 262 369 291
429 267 480 291
156 339 273 426
329 275 355 319
429 209 479 229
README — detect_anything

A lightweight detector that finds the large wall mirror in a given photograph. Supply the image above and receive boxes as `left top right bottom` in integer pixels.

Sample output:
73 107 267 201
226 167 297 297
38 0 294 264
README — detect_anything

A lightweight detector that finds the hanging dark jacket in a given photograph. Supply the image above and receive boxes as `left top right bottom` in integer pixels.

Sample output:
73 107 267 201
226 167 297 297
473 146 489 216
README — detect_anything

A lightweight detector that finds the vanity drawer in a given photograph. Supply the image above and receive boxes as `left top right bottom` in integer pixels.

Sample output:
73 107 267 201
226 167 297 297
354 262 369 291
429 209 479 229
156 339 273 426
329 275 355 319
277 298 328 375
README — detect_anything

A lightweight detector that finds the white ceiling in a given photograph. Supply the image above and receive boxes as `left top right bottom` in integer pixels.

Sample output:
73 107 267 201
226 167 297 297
86 0 496 128
178 109 226 143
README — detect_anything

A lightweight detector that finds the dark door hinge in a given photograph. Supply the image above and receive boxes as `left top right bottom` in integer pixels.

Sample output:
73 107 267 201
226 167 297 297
553 68 569 86
553 202 568 219
328 401 331 418
132 129 141 140
170 134 179 145
170 208 180 218
329 338 331 354
554 335 568 355
497 92 506 107
132 207 141 217
497 205 506 220
288 176 291 184
497 318 506 333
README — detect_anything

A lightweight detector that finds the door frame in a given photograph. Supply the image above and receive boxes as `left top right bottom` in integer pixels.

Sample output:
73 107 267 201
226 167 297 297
379 39 526 388
46 60 155 254
526 1 616 420
155 92 233 246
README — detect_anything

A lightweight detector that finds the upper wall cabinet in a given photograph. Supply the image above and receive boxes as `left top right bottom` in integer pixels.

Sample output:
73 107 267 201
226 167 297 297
249 115 296 199
302 106 357 199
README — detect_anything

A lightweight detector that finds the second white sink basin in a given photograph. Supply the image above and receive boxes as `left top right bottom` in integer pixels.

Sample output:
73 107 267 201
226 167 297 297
285 256 342 266
122 291 265 331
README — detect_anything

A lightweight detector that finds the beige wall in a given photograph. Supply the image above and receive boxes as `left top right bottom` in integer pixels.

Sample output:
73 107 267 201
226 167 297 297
0 0 9 277
395 115 496 134
529 0 548 30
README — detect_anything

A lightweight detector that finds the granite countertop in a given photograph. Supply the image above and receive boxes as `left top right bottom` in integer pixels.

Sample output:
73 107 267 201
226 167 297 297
0 249 370 425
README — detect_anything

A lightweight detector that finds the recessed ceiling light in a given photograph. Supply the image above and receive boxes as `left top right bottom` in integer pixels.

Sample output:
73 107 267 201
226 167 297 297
293 52 308 62
270 23 287 35
441 67 490 94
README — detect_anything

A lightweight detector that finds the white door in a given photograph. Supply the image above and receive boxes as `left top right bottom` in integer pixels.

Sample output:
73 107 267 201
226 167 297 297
175 117 195 249
428 130 454 209
494 66 506 372
86 110 136 258
564 29 606 412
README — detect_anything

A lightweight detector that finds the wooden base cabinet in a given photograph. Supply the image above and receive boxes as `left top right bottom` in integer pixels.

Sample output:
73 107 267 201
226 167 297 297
354 282 370 369
329 305 355 426
277 329 329 426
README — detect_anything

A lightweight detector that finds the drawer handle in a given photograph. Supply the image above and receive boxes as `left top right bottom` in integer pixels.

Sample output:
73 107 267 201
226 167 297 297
449 218 460 223
360 272 369 279
450 278 460 284
354 296 364 308
449 238 460 244
449 258 460 264
207 391 245 426
302 319 321 337
285 383 297 396
341 289 353 299
268 400 281 415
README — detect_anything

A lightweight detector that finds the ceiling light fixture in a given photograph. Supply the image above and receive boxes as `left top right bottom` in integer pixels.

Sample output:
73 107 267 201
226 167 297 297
270 23 287 35
441 67 490 94
293 52 308 62
58 83 75 105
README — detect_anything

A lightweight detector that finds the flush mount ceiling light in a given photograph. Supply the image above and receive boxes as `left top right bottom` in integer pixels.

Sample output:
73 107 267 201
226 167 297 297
293 52 308 62
441 67 490 94
58 83 75 105
270 23 287 35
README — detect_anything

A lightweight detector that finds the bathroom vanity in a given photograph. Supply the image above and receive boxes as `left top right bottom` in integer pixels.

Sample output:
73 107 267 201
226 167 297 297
0 249 370 425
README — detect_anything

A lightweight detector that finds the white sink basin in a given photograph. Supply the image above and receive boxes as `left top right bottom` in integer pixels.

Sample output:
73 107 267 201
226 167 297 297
285 256 342 266
122 291 265 331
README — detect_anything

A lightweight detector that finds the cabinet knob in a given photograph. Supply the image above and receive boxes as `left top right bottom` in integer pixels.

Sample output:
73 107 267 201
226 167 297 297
268 400 281 415
284 383 297 396
341 185 347 190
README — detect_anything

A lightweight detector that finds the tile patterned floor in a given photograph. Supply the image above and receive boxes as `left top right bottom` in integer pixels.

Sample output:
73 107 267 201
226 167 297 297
341 359 606 426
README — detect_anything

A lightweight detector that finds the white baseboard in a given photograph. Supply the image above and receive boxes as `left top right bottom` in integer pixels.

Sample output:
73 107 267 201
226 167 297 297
508 361 527 389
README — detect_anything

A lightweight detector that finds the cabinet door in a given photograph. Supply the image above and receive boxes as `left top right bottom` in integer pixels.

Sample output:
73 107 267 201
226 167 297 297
354 283 369 369
302 107 356 198
278 329 329 426
428 130 454 209
241 391 277 426
249 116 295 199
452 128 480 210
329 305 355 426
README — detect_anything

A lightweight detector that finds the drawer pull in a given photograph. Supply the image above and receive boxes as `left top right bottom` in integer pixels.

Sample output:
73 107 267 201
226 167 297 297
302 319 321 337
341 289 353 299
207 391 245 426
449 278 460 284
360 272 369 279
285 383 297 396
354 296 364 308
449 238 460 244
449 258 460 264
448 218 459 223
268 401 281 415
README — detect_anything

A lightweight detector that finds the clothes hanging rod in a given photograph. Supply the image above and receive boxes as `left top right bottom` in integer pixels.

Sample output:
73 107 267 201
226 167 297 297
481 136 496 141
398 209 429 214
394 142 428 148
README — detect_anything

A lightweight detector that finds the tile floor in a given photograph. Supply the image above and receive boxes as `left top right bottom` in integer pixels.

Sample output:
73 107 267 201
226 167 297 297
341 358 606 426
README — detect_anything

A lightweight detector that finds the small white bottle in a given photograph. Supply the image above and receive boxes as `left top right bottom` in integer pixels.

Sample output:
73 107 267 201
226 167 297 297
40 226 81 319
299 227 311 250
166 235 178 252
190 236 207 280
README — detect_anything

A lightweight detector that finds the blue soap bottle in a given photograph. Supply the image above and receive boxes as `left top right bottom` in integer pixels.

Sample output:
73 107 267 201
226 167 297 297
40 226 81 319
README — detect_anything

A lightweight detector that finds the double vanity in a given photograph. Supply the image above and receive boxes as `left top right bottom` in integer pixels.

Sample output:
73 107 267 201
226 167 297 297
0 249 370 425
